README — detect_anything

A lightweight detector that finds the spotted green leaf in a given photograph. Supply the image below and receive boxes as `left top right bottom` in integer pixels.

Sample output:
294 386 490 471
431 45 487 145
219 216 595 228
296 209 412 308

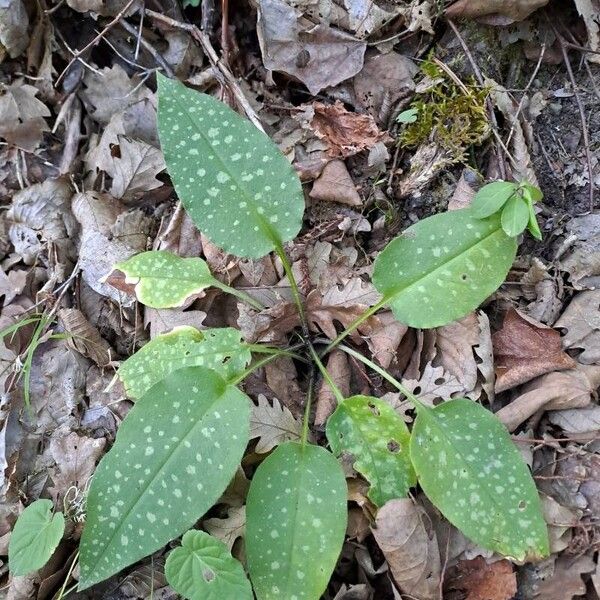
470 181 517 219
501 194 530 237
118 327 251 399
246 442 347 600
9 500 65 576
373 209 518 328
78 366 250 590
113 251 218 308
326 396 415 506
409 398 549 561
157 74 304 259
165 530 253 600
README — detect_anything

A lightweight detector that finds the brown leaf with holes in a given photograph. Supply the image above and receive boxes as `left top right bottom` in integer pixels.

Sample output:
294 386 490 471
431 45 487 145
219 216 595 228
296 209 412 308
493 308 576 392
444 557 516 600
311 101 392 158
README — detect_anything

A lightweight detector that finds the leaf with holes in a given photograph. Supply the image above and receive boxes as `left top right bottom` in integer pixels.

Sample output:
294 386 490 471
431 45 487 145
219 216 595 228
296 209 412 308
111 251 219 308
326 396 415 506
165 530 253 600
78 366 250 590
409 398 549 561
157 74 304 259
501 194 529 237
470 181 518 219
246 442 347 600
373 209 517 329
9 500 65 576
118 327 251 399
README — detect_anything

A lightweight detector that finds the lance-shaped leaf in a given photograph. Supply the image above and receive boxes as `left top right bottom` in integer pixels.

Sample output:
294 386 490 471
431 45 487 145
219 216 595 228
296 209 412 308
326 396 415 506
111 251 218 308
373 209 517 329
118 327 251 399
165 530 253 600
157 74 304 259
9 500 65 576
78 366 251 590
246 442 347 600
410 398 549 561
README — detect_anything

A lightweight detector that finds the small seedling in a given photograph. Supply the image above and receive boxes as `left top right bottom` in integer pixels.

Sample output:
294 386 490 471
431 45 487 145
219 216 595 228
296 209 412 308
10 74 548 599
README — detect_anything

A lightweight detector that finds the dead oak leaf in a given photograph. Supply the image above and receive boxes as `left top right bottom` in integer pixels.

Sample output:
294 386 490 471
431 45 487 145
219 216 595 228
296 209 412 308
257 0 366 96
0 81 50 151
249 394 303 454
445 557 516 600
493 308 576 392
107 136 165 201
555 290 600 365
203 505 245 551
445 0 549 22
311 101 392 158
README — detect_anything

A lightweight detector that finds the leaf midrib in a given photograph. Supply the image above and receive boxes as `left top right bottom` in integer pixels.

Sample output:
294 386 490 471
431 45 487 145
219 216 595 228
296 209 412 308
87 385 234 583
169 90 281 248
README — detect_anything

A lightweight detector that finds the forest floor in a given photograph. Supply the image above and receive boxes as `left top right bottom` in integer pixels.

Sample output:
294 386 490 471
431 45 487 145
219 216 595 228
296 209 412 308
1 0 600 598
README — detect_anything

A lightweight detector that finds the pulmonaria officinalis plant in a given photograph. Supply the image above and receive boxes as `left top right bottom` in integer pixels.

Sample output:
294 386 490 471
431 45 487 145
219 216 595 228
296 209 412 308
10 73 550 598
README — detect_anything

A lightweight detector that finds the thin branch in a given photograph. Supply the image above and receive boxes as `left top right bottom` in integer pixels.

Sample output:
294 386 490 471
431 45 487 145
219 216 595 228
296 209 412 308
145 8 265 132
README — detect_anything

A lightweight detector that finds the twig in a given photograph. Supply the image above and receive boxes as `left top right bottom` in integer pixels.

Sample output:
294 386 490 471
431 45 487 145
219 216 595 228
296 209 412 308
119 19 175 78
505 43 546 148
145 8 265 132
447 19 508 179
221 0 230 66
553 26 595 212
55 0 138 86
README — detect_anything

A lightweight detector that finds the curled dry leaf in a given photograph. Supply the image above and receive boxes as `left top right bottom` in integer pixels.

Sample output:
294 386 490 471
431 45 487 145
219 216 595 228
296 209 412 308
310 101 393 158
309 159 362 206
444 557 517 600
557 214 600 290
493 308 576 393
257 0 366 95
575 0 600 65
315 349 351 426
58 308 113 367
446 0 549 22
555 290 600 365
495 367 596 432
372 499 441 600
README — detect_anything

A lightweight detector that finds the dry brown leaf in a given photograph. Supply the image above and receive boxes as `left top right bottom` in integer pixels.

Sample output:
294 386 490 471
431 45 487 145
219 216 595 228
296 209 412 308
66 0 140 15
533 554 595 600
315 350 351 426
363 310 408 369
548 405 600 434
446 0 549 22
493 308 576 392
435 312 480 393
7 178 77 267
0 0 28 59
541 494 580 553
310 101 392 158
203 506 246 551
48 432 106 501
402 362 465 406
257 0 366 96
0 81 50 151
495 367 594 432
264 356 304 416
372 499 441 600
445 557 517 600
309 159 362 206
353 51 417 122
249 394 303 453
555 290 600 365
58 308 113 367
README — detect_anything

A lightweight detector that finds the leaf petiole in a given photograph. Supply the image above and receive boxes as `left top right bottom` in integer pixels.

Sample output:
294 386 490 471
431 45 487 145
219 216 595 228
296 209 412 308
212 281 265 311
338 344 427 412
308 344 345 405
